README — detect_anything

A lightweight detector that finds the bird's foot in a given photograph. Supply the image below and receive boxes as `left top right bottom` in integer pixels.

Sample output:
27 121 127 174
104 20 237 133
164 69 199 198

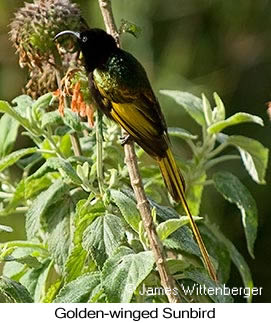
120 134 132 146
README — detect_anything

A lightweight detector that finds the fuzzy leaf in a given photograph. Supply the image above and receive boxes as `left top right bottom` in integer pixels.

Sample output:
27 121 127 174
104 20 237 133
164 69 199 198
186 173 206 216
30 157 82 185
4 255 42 269
32 93 53 111
42 280 62 303
102 247 154 302
53 273 100 303
46 202 72 269
0 148 37 172
208 112 263 134
202 94 213 126
182 268 233 302
25 180 70 240
82 214 125 268
213 92 225 121
226 135 268 184
213 171 258 258
111 189 140 232
0 114 20 158
168 127 198 140
20 260 52 302
62 109 86 132
160 90 205 126
7 175 52 211
0 276 33 303
207 223 253 302
41 111 63 128
0 100 32 130
64 200 100 282
149 199 201 257
157 217 201 241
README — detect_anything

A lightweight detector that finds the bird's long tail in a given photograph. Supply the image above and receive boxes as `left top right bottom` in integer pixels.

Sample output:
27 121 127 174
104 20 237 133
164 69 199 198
158 147 217 282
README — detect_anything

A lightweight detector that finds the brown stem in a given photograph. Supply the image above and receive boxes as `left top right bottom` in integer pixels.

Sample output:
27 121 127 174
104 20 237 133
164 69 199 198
98 0 181 303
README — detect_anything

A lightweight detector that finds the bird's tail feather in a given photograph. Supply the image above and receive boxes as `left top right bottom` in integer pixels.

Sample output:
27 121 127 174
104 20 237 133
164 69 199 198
158 147 217 282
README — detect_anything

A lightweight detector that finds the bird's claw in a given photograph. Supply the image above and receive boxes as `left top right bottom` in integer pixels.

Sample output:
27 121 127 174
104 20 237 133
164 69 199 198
120 134 132 146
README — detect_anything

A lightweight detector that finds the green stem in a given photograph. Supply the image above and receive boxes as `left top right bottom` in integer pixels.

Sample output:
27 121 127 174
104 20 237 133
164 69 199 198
207 142 228 159
204 155 241 171
96 109 104 195
0 241 47 253
186 139 198 156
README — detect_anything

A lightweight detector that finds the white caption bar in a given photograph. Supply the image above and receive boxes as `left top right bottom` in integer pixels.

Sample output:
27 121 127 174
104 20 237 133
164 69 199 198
0 303 267 323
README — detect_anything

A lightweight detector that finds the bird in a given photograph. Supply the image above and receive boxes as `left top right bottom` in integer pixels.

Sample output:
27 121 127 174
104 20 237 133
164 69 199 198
54 28 217 282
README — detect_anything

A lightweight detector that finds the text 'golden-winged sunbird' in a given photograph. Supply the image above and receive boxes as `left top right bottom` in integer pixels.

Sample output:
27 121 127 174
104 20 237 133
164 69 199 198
54 28 217 282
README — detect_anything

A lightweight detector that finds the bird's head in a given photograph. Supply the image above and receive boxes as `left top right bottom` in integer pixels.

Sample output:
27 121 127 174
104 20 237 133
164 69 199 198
54 28 117 72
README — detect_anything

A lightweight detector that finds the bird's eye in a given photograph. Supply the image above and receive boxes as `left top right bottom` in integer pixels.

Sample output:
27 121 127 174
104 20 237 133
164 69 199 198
82 36 88 43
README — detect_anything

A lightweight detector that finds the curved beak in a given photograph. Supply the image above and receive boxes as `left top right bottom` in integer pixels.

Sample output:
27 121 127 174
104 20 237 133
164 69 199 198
54 30 80 41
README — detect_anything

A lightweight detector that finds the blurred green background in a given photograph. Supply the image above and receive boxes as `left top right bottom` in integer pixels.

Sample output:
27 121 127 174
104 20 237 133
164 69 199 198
0 0 270 302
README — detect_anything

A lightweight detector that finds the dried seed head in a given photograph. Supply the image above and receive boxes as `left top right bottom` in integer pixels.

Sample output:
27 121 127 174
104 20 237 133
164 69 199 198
10 0 88 69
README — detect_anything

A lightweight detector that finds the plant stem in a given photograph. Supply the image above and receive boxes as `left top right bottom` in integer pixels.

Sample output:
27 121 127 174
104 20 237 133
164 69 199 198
98 0 181 303
96 109 104 195
204 155 240 171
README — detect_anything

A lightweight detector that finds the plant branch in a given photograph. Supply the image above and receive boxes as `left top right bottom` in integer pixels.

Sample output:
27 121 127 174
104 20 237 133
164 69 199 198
98 0 181 303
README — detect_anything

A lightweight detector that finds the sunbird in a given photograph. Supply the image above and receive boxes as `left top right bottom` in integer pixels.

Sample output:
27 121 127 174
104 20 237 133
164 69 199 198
54 28 217 282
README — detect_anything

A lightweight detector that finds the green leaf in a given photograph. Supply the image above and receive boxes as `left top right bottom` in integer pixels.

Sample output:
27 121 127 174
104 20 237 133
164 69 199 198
208 112 264 134
53 273 100 303
0 225 13 233
182 268 233 303
160 90 205 126
119 19 141 38
25 180 70 240
226 135 268 184
213 171 258 258
2 248 40 279
102 247 154 302
0 100 32 131
20 260 52 302
202 94 213 126
82 214 125 268
213 92 225 121
207 223 253 302
186 173 206 216
30 157 82 185
199 225 231 283
157 217 201 241
64 199 99 282
0 147 37 172
111 189 140 232
42 279 62 303
0 276 33 303
62 109 86 132
7 175 52 211
41 111 63 128
46 201 73 270
0 114 19 158
4 255 42 269
12 95 33 114
149 199 201 257
168 127 198 140
32 93 53 111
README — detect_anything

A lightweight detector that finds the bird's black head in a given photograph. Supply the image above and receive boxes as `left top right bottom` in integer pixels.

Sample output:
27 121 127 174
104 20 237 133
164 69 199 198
54 28 117 72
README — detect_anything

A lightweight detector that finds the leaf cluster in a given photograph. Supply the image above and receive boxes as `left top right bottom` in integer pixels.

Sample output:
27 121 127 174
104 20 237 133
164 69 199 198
0 90 268 303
